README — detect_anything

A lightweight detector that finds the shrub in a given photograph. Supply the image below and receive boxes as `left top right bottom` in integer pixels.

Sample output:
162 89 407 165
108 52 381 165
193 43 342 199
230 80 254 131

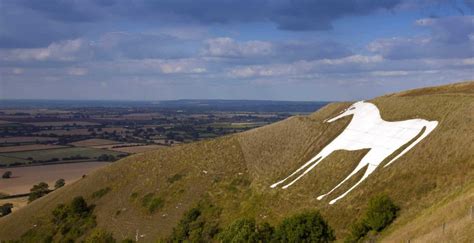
364 195 399 232
98 154 117 162
28 182 50 203
92 187 112 199
218 218 275 243
70 196 91 215
275 211 335 243
168 201 221 242
55 178 66 189
0 203 13 217
346 194 399 242
84 228 116 243
2 171 12 179
22 196 96 241
148 197 165 213
167 173 185 184
141 193 165 213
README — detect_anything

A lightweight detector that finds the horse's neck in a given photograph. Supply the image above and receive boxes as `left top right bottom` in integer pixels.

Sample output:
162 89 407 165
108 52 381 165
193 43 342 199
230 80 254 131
348 108 382 127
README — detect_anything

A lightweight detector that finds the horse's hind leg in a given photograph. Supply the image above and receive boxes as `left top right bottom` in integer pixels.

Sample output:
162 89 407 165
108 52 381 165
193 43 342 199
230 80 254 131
281 152 331 189
271 149 329 188
316 160 369 200
328 163 377 204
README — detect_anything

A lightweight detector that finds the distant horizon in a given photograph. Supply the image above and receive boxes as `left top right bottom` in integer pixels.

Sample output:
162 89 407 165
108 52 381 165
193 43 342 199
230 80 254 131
0 98 337 103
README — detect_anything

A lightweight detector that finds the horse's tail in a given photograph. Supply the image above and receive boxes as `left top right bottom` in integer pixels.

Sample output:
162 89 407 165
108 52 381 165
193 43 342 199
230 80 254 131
384 120 438 168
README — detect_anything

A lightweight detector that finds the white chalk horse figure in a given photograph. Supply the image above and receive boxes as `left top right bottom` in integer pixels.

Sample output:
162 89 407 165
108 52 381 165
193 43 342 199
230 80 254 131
270 101 438 204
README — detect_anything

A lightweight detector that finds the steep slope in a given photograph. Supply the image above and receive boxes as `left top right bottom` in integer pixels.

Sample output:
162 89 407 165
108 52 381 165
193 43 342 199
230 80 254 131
0 81 473 241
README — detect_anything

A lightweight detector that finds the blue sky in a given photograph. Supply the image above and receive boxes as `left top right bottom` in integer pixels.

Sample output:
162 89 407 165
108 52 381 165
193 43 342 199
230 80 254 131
0 0 473 101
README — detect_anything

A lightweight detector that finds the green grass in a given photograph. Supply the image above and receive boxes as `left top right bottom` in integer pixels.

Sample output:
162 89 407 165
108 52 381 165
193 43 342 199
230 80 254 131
0 155 29 166
0 147 126 166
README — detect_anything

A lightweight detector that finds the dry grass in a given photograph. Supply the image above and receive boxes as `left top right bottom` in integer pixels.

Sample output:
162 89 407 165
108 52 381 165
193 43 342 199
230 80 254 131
0 144 66 153
382 182 474 242
0 162 110 195
0 81 472 241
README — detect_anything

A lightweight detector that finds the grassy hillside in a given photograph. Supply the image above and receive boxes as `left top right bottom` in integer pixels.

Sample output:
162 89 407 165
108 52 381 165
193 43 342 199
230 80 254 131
0 81 473 242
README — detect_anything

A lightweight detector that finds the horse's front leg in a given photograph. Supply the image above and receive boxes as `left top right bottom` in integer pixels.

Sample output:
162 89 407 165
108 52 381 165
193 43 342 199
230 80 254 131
270 154 324 188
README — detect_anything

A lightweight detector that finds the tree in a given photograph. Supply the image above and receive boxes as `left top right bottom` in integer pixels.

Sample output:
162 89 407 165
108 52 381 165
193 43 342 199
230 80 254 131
70 196 90 215
2 171 12 179
55 178 65 189
0 203 13 217
364 195 399 232
346 194 399 242
276 211 335 243
219 218 275 243
219 218 260 243
28 182 50 203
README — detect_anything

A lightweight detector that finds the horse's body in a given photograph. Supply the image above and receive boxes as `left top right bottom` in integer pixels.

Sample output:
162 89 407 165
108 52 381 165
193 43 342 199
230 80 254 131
271 101 438 204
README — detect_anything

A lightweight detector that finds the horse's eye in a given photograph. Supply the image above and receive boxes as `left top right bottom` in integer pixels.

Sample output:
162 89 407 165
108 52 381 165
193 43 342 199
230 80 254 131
349 107 355 110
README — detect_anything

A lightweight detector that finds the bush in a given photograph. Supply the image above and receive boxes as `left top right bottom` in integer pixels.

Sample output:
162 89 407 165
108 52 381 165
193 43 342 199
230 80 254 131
2 171 12 179
218 218 275 243
168 201 221 242
275 211 335 243
167 173 185 184
70 196 91 215
28 182 50 203
346 194 399 242
98 154 117 162
364 195 399 232
0 203 13 217
55 178 66 189
84 228 116 243
22 196 96 241
92 187 111 199
141 193 165 214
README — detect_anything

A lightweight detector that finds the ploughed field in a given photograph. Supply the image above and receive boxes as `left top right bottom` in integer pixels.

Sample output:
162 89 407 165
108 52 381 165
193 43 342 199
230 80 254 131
0 161 110 195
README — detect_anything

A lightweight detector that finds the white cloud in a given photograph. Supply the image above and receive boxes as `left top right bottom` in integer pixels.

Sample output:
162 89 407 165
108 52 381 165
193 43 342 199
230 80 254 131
203 37 273 58
67 67 88 76
1 39 90 62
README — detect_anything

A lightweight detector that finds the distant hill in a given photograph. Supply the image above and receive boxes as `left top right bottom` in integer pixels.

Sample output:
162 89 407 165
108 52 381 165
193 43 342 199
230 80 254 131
0 99 329 112
0 81 472 241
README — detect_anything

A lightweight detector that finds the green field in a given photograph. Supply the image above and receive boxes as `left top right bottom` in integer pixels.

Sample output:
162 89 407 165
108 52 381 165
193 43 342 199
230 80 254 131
0 147 126 166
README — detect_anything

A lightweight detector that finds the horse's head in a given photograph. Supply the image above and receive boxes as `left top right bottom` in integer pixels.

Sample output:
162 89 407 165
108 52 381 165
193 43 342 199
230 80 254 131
325 101 365 123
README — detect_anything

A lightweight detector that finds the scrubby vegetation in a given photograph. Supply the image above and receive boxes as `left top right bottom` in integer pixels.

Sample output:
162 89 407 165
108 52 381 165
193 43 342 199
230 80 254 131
0 203 13 217
28 182 50 202
218 218 274 243
141 193 165 213
92 187 112 199
2 171 12 179
19 196 99 242
84 228 116 243
167 201 221 242
275 211 335 242
55 178 66 189
167 173 185 184
346 195 399 242
168 202 335 243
